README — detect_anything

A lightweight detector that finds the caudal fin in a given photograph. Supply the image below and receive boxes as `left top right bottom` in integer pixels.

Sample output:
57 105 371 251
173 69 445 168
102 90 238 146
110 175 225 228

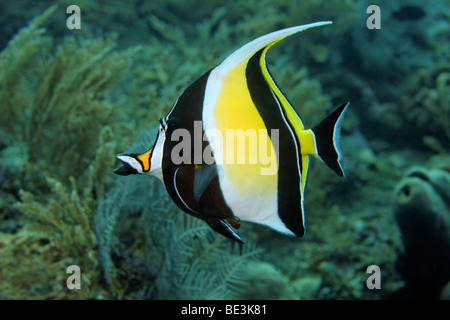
312 102 349 177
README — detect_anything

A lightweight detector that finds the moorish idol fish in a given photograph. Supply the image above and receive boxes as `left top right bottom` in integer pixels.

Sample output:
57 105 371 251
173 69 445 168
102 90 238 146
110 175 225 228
115 22 349 242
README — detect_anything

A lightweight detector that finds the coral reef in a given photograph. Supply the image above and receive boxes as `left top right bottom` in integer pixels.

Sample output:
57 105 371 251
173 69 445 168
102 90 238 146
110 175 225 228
0 5 135 192
0 6 127 299
391 155 450 299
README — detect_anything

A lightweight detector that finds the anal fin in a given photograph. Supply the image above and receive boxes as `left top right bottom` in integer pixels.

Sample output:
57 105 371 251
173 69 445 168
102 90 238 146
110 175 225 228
205 218 244 243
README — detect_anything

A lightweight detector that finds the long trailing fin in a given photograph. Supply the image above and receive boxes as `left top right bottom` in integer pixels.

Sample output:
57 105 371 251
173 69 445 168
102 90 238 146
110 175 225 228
216 21 333 75
312 102 349 177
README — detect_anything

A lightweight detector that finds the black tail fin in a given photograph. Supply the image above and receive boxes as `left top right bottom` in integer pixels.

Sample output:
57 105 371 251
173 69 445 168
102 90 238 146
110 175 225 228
312 102 349 177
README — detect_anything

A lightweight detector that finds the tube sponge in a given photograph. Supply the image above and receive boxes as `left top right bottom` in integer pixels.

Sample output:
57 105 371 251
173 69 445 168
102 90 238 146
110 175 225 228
392 161 450 299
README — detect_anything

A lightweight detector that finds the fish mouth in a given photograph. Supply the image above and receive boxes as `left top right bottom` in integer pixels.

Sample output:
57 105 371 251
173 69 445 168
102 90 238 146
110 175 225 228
114 154 138 176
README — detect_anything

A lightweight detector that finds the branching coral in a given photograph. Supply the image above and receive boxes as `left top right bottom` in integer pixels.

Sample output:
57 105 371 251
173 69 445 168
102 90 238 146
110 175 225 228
6 179 98 299
0 6 131 299
0 125 117 299
0 5 136 191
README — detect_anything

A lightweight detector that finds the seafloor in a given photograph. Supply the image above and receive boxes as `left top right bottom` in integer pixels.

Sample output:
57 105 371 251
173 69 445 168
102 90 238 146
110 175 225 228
0 0 448 299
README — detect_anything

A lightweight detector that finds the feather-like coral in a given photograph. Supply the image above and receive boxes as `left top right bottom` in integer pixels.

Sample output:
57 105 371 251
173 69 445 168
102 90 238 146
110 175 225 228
0 6 130 298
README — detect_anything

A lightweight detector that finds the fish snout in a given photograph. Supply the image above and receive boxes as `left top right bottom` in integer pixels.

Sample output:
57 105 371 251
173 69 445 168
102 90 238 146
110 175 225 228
114 153 140 176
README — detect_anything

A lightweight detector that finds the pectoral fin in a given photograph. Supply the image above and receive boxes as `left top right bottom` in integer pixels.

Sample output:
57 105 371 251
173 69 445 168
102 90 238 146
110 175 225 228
193 164 219 201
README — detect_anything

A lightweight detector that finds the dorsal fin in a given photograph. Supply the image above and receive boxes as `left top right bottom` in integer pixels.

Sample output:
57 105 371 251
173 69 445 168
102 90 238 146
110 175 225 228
215 22 332 75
